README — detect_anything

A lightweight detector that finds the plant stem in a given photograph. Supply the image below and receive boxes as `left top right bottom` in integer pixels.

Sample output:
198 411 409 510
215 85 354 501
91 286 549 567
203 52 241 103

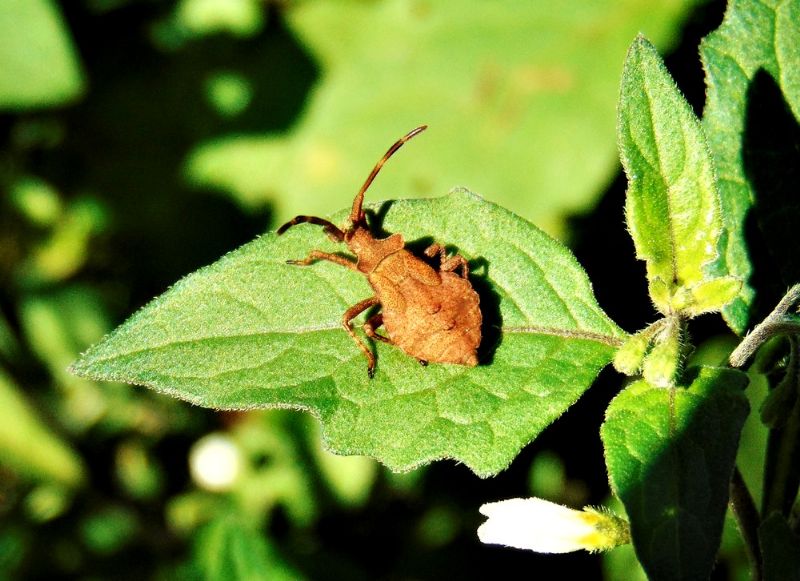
730 284 800 368
763 386 800 517
730 466 763 581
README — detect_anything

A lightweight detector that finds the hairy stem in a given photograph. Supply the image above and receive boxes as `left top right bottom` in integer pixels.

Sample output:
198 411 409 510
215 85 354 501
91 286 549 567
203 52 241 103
730 284 800 368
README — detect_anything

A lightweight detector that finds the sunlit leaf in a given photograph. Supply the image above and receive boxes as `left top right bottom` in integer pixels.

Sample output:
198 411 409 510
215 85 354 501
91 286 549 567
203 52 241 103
618 36 737 318
72 190 623 476
0 0 85 108
187 0 698 237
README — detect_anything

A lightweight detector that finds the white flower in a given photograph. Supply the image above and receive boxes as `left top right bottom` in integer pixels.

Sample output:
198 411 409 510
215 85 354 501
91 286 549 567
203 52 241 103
189 433 243 492
477 497 629 553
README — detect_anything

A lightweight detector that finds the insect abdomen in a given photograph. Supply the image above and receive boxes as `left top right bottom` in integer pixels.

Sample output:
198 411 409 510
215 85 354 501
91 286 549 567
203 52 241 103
371 257 481 366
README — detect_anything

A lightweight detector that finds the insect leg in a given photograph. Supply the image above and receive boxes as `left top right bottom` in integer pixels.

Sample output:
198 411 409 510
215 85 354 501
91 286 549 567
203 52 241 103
287 251 358 271
424 243 470 278
342 297 380 377
363 298 425 367
363 313 391 344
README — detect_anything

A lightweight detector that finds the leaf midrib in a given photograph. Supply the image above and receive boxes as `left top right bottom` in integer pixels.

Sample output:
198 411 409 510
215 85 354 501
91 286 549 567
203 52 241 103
641 56 680 286
77 323 624 368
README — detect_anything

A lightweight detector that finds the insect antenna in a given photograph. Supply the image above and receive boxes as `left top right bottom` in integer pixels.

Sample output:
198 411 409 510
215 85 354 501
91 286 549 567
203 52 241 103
277 215 345 241
349 125 428 226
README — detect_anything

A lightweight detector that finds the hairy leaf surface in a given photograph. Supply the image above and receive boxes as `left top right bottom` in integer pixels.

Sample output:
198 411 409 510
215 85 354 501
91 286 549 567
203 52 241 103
618 37 738 318
72 190 623 476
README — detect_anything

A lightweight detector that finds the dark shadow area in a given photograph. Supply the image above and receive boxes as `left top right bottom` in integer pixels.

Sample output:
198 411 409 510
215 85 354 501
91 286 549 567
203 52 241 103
742 69 800 325
51 2 318 310
467 256 503 364
662 0 727 117
364 202 395 238
568 171 653 333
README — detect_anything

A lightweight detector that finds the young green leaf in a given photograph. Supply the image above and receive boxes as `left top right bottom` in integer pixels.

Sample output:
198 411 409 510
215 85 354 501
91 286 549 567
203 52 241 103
640 316 682 388
618 36 737 318
601 367 749 581
71 189 624 477
701 0 800 334
613 325 655 376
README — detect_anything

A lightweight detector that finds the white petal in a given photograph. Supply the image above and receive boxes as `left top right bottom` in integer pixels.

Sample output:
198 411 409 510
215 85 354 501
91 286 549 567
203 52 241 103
478 498 598 553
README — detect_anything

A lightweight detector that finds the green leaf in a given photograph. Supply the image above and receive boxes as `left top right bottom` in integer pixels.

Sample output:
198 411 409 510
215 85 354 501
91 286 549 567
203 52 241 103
613 327 653 376
700 0 800 333
71 189 623 477
0 0 85 109
601 367 749 581
759 512 800 581
194 517 302 581
618 36 736 318
641 316 682 388
186 0 698 236
0 369 85 487
681 276 742 317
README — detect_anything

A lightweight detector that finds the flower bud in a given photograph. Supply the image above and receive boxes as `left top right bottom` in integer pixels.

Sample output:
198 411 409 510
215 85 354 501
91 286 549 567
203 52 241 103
477 497 629 553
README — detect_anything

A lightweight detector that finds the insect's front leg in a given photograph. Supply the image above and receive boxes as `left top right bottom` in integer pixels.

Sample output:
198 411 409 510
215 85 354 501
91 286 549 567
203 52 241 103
287 250 358 271
424 243 470 278
342 297 380 378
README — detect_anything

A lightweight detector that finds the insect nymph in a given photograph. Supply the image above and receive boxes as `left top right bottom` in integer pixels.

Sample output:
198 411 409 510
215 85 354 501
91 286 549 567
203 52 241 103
277 126 482 377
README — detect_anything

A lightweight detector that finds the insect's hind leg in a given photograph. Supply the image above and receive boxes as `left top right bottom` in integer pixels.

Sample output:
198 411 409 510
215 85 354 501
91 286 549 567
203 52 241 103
343 297 380 378
364 312 425 367
363 313 391 344
424 243 470 278
287 251 358 271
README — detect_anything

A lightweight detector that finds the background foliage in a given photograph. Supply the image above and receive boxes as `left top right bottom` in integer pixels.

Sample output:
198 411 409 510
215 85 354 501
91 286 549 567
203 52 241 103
0 0 772 578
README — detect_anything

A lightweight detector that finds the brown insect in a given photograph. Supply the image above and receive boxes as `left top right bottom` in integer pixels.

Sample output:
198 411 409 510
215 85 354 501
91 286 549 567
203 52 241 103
277 125 482 377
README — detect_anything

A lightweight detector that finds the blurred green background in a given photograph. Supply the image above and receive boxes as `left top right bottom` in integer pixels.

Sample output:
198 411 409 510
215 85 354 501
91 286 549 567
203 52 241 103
0 0 757 579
